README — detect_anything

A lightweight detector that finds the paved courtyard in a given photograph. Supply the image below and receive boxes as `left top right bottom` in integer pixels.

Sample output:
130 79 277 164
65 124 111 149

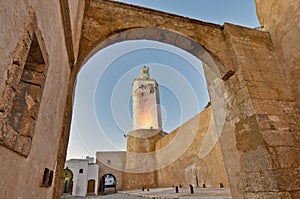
62 187 232 199
62 193 143 199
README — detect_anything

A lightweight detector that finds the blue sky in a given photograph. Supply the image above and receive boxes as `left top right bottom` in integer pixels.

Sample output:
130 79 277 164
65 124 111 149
66 0 260 159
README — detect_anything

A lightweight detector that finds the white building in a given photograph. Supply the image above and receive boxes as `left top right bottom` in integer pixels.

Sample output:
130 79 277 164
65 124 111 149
64 157 99 196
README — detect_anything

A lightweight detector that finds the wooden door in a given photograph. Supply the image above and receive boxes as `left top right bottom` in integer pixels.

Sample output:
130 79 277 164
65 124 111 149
87 179 95 193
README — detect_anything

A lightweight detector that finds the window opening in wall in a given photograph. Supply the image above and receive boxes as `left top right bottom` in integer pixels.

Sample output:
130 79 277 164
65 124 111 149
40 168 53 187
9 33 46 137
79 168 83 173
0 12 48 157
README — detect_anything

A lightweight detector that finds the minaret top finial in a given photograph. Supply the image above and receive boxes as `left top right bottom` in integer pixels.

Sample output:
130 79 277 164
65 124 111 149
140 65 150 79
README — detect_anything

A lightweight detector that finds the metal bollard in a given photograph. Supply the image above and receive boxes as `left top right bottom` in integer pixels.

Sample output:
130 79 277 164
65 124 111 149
189 184 194 194
220 183 224 188
203 183 206 188
142 187 144 191
175 186 179 193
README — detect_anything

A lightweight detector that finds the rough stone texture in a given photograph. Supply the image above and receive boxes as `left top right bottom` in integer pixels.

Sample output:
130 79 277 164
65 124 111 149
96 152 126 191
0 0 299 199
77 0 234 80
220 23 300 198
0 0 70 199
97 107 230 191
126 129 164 153
255 0 300 111
155 107 229 189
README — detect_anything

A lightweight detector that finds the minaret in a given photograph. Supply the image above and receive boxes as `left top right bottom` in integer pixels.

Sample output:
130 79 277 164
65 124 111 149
126 65 164 153
125 66 164 188
132 66 162 130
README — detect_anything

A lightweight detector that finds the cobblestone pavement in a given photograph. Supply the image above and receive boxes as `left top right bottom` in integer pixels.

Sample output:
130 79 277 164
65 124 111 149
62 187 232 199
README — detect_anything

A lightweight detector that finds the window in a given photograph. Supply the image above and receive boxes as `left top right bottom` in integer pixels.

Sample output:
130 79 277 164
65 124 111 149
0 10 48 157
40 168 53 187
79 169 83 173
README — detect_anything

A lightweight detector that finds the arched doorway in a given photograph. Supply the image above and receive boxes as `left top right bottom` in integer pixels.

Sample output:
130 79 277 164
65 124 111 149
99 174 116 195
63 168 73 194
87 179 96 194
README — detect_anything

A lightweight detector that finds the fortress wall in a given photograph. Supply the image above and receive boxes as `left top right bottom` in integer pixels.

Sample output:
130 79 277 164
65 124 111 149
96 152 126 191
122 171 159 190
0 1 71 198
155 126 178 151
255 0 300 110
126 129 164 153
155 107 229 188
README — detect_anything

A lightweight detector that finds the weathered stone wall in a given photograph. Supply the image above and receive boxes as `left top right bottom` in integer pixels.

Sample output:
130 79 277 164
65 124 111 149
67 0 85 60
81 1 300 198
96 152 126 191
0 0 71 198
155 107 229 188
221 23 300 199
96 108 229 191
126 129 164 153
0 1 299 198
255 0 300 111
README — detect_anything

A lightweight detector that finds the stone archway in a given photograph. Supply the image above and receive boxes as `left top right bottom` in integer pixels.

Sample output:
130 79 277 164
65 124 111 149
99 174 117 194
54 1 300 198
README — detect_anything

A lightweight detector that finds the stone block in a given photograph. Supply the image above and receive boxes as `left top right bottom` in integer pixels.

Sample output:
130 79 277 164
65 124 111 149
19 113 35 137
13 34 31 68
6 64 23 89
244 192 280 199
235 115 264 152
241 147 272 172
3 127 18 149
291 190 300 199
238 170 278 192
28 84 42 103
279 101 299 115
25 63 45 73
279 192 292 199
262 131 297 147
235 86 250 105
274 147 300 168
14 135 32 156
21 68 45 86
0 87 16 112
274 168 300 191
9 86 27 132
251 99 283 115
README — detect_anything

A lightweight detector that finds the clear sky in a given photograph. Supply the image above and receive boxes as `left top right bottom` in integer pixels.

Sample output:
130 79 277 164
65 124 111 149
66 0 260 159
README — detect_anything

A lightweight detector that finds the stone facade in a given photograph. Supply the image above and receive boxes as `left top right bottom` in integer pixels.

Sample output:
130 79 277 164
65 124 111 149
0 1 70 199
0 0 299 199
97 107 230 191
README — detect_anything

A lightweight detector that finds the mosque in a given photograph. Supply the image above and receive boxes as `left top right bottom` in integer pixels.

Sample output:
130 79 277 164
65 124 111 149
1 1 299 198
95 66 229 193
